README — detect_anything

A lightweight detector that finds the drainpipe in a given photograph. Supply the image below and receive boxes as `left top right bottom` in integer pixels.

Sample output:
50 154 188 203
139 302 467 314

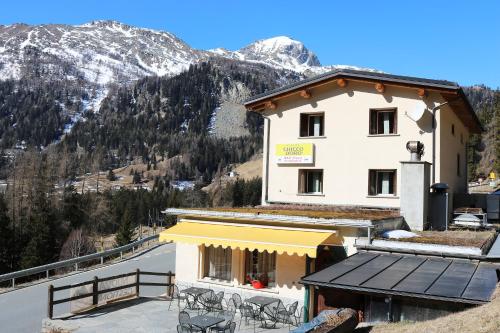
262 116 271 205
431 102 448 184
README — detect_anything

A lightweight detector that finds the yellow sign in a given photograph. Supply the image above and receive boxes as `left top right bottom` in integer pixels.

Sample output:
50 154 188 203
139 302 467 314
275 143 314 164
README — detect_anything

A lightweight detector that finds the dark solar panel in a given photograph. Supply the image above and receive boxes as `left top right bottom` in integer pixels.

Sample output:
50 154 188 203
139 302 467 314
392 257 451 294
362 255 426 290
462 263 499 301
301 251 498 305
303 252 377 283
334 254 400 286
426 260 478 298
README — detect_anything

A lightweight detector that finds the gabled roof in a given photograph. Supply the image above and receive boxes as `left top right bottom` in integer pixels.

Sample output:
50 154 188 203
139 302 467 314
244 69 482 133
301 251 499 305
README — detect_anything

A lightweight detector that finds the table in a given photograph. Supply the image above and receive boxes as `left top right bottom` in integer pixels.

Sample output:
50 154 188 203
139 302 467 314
189 315 224 333
181 287 211 309
245 295 280 310
245 296 280 328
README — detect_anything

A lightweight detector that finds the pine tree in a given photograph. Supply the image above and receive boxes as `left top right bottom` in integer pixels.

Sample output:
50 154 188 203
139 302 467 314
115 208 135 246
0 195 12 274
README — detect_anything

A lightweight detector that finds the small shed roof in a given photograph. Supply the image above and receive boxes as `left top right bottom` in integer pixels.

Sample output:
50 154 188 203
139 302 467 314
301 251 499 305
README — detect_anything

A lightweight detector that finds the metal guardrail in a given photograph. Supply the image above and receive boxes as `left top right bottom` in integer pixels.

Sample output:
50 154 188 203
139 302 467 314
0 234 160 287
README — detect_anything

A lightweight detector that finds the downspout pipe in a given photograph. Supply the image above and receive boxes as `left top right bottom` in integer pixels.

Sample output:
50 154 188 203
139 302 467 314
263 115 271 205
431 101 450 184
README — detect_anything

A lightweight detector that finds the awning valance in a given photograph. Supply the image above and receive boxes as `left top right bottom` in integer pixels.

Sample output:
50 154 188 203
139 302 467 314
159 220 339 258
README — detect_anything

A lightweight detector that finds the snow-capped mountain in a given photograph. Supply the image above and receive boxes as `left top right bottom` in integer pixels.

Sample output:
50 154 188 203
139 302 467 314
209 36 377 75
0 21 376 87
0 20 207 85
210 36 320 72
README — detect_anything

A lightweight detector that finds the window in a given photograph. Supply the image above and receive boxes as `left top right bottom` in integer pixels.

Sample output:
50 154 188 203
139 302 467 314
457 154 461 176
299 169 323 194
451 124 455 136
203 245 232 281
300 113 324 137
368 170 397 196
244 250 276 288
460 133 464 144
369 109 397 135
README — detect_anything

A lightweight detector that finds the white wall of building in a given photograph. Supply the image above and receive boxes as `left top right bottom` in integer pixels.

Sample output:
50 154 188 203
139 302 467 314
261 81 470 208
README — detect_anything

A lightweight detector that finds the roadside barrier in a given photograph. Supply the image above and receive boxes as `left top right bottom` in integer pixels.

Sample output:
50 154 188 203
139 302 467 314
0 234 160 288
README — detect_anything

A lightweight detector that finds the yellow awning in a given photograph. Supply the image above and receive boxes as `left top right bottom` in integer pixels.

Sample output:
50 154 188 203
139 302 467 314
159 220 339 258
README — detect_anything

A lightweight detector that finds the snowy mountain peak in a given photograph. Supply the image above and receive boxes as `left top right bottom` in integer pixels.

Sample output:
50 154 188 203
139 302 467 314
237 36 321 71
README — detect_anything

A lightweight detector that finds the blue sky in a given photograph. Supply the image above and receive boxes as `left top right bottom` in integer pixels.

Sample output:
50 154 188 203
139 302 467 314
1 0 499 88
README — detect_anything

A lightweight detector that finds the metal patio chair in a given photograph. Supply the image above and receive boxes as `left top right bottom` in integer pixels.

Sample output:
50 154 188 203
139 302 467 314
169 285 189 310
260 301 281 329
209 310 236 332
277 301 299 329
178 311 202 333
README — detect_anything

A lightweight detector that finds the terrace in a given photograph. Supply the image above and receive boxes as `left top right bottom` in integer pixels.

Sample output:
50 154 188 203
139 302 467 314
42 296 299 333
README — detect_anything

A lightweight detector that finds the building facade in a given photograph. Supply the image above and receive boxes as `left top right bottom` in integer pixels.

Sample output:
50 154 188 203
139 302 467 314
245 70 481 209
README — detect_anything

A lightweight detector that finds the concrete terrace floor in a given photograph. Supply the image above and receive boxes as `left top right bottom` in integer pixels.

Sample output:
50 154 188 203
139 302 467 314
42 297 296 333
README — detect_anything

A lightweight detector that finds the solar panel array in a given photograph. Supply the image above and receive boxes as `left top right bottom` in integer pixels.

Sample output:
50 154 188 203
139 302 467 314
302 251 499 304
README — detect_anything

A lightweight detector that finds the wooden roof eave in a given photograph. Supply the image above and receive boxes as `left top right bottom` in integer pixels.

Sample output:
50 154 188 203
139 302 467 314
246 75 461 112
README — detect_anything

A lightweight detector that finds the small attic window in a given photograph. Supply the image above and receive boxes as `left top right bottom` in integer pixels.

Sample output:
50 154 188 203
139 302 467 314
451 124 455 136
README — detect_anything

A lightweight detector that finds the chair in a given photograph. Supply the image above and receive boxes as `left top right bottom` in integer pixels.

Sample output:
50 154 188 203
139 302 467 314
210 310 236 332
277 301 299 329
198 290 215 314
169 285 188 310
209 291 225 312
177 324 191 333
260 301 280 329
178 311 202 333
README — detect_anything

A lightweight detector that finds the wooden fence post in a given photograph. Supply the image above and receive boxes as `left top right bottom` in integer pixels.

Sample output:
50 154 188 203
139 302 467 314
92 276 99 306
167 271 172 297
47 284 54 319
135 269 140 297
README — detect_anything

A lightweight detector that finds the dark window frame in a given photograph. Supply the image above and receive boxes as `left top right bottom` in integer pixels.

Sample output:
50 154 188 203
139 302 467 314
202 245 232 281
244 249 276 288
457 154 461 177
300 112 325 137
369 108 398 135
368 169 397 196
298 169 324 194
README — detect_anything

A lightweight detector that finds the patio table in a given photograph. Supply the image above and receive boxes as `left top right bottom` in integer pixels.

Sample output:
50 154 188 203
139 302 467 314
245 295 280 310
189 315 224 333
181 287 212 309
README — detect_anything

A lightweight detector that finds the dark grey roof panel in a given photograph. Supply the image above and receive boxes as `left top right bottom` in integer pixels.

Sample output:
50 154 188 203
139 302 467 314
301 251 499 305
462 263 499 302
426 261 478 298
392 258 451 294
305 251 377 283
334 254 401 286
362 256 426 290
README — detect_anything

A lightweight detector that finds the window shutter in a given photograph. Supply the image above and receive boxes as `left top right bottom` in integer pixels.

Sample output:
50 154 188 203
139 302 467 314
392 171 397 195
368 170 376 195
393 110 398 134
300 114 308 137
298 170 306 193
369 110 377 134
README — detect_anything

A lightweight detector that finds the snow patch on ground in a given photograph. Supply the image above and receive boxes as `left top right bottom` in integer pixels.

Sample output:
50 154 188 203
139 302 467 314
382 230 419 239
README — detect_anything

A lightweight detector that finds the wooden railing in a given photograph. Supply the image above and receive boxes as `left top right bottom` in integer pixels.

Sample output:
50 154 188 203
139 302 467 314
47 269 175 319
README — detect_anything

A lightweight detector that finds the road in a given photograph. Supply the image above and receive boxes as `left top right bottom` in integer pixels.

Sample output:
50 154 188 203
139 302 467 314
0 243 176 333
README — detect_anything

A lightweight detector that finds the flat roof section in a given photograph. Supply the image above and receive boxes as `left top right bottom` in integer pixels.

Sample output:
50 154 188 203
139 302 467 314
301 251 499 305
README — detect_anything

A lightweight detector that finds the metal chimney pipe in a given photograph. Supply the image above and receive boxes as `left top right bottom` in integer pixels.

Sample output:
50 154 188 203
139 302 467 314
406 141 424 161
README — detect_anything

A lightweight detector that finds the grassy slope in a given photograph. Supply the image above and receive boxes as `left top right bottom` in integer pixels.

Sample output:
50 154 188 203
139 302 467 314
361 288 500 333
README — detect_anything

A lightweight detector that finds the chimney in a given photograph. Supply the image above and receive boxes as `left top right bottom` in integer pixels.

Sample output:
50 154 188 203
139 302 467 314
400 141 431 231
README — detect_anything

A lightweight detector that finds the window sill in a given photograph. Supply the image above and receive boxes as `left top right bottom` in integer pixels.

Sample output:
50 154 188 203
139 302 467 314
366 195 400 199
297 136 327 139
297 193 325 197
367 134 400 137
239 284 279 294
197 278 234 287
